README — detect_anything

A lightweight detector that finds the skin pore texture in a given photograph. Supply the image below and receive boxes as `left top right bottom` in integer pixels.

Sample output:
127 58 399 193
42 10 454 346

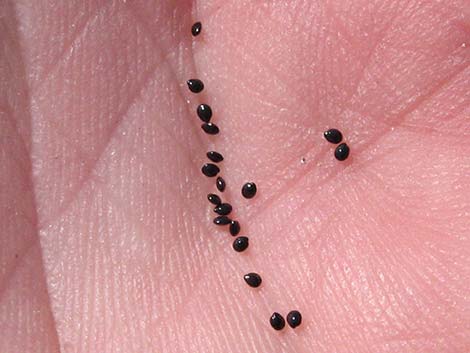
0 0 469 352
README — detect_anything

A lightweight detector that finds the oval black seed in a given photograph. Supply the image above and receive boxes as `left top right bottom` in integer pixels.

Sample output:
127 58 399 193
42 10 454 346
233 236 249 252
244 272 262 288
201 163 220 177
334 143 350 161
201 123 219 135
241 182 257 199
191 22 202 36
229 220 240 236
207 193 221 206
286 310 302 329
214 203 232 216
216 176 226 192
197 104 212 123
213 215 231 225
270 313 285 331
207 151 224 163
187 79 204 93
323 128 343 144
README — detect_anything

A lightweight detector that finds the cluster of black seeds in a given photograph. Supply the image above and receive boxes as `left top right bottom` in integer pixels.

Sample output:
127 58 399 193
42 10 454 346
190 21 302 332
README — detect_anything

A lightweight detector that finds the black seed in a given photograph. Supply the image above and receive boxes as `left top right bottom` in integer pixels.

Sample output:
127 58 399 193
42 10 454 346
207 193 221 206
207 151 223 163
191 22 202 36
334 143 350 161
233 236 249 252
197 104 212 123
244 272 262 288
187 79 204 93
214 203 232 216
216 176 226 192
286 310 302 329
241 182 257 199
270 312 285 331
201 163 220 177
323 128 343 144
201 123 219 135
229 220 240 236
213 215 232 225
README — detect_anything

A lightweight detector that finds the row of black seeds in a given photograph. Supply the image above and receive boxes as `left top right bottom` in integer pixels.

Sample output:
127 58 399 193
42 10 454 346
191 22 301 332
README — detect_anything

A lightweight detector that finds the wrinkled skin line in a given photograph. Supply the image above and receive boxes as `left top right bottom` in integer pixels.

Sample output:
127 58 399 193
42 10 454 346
0 0 469 352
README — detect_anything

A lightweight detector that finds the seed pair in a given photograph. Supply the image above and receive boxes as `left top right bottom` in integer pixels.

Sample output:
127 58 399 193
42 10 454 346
270 311 302 330
206 151 226 192
323 128 350 161
197 104 221 135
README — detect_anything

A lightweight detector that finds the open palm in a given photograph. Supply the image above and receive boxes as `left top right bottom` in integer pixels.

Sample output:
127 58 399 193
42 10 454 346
1 1 469 352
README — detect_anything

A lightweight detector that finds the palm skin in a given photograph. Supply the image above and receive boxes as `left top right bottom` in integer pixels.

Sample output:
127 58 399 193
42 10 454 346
1 0 469 352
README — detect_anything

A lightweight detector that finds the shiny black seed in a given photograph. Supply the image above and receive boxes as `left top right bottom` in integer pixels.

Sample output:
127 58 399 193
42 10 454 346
187 79 204 93
241 182 257 199
207 193 221 206
334 143 350 161
214 203 232 216
229 220 240 236
197 104 212 123
201 123 219 135
323 128 343 144
201 163 220 177
270 312 285 331
286 310 302 329
244 272 262 288
216 176 226 192
207 151 223 163
191 22 202 36
213 215 231 225
233 236 249 252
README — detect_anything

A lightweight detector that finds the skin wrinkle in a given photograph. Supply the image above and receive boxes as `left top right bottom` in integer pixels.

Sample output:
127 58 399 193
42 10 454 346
0 2 62 351
238 60 469 229
125 3 208 151
36 29 203 231
36 59 164 229
250 155 462 346
31 1 111 90
327 1 405 111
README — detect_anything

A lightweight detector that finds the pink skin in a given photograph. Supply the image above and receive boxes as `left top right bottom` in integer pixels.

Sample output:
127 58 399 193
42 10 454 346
1 0 469 352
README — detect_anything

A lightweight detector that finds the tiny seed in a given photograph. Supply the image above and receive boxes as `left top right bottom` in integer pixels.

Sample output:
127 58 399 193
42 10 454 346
232 236 249 252
213 215 231 225
270 312 285 331
244 272 262 288
207 151 224 163
201 123 219 135
207 193 221 206
334 143 350 161
187 79 204 93
229 220 240 236
323 128 343 144
241 182 257 199
191 22 202 36
216 176 226 192
201 163 220 177
197 104 212 123
286 310 302 329
214 203 232 216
